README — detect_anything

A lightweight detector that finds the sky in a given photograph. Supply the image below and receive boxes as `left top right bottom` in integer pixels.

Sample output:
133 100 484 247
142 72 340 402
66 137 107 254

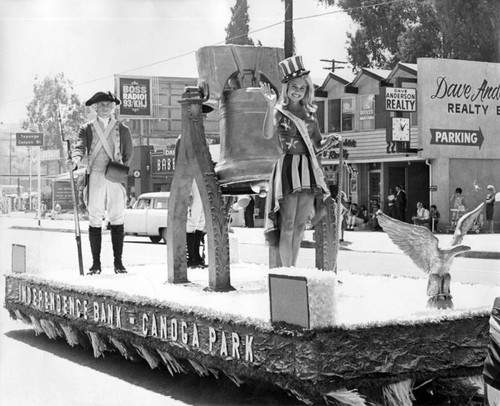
0 0 354 123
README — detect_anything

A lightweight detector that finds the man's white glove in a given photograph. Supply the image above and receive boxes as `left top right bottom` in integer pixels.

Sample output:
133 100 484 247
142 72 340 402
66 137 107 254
67 156 81 171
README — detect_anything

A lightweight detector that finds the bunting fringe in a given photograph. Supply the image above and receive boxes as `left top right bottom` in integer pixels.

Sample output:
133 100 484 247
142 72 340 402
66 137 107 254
14 309 31 324
60 325 80 347
189 358 211 377
109 337 138 362
29 315 44 336
224 371 243 387
133 344 160 369
324 388 367 406
40 319 63 340
87 332 108 358
156 349 186 376
289 389 314 405
382 379 414 406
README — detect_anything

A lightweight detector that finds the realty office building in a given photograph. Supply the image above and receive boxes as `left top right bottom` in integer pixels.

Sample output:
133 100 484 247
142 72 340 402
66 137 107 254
315 58 500 228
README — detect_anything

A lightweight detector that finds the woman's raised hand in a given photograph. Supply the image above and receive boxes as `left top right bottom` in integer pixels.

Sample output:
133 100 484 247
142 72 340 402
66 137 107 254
259 81 276 105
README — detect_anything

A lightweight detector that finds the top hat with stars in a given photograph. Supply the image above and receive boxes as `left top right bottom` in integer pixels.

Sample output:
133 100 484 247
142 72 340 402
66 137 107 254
279 55 310 83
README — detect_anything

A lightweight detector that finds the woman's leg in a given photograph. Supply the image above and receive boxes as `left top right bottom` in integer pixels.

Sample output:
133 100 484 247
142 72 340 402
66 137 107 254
291 192 315 266
278 193 299 267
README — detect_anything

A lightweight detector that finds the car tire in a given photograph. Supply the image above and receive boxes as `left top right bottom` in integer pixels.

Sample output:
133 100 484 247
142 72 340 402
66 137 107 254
161 228 168 244
149 236 162 244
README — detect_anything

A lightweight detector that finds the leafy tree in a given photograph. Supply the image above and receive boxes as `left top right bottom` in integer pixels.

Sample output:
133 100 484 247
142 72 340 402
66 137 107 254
225 0 255 45
23 73 86 174
319 0 500 69
433 0 499 61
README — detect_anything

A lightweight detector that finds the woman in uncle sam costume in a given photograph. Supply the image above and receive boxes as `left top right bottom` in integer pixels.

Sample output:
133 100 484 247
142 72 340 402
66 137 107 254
71 91 134 275
260 55 337 267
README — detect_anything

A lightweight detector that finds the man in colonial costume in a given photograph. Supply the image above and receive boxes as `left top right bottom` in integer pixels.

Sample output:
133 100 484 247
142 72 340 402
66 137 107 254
71 91 133 274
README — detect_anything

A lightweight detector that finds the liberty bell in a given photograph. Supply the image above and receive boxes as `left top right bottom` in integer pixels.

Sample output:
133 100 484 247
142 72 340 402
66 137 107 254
197 45 284 195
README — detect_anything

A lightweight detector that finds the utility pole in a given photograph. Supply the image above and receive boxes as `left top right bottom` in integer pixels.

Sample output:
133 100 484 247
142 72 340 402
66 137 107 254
284 0 293 58
321 58 349 73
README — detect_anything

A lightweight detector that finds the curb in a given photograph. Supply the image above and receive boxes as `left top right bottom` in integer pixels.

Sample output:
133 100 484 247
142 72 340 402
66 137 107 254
11 225 500 260
300 239 500 260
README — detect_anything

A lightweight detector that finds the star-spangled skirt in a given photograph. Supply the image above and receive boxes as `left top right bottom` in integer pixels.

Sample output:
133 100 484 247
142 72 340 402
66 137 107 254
264 153 322 243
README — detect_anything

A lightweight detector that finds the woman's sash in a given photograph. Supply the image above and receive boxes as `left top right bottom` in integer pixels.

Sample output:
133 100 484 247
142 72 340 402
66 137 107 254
275 106 330 199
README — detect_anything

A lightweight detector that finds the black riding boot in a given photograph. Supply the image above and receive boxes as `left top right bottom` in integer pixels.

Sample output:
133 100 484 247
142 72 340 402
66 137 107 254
186 232 197 268
194 230 207 267
110 224 127 274
88 226 102 275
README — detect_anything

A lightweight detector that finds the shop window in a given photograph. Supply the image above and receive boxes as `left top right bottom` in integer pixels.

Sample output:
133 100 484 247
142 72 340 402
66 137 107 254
328 99 341 132
358 94 375 130
341 97 355 132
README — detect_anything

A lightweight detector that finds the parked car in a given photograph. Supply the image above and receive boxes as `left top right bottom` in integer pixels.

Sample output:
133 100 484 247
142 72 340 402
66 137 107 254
124 192 169 243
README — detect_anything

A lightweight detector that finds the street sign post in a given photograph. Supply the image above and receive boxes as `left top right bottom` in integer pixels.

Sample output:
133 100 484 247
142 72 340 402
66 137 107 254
16 132 44 223
16 132 43 146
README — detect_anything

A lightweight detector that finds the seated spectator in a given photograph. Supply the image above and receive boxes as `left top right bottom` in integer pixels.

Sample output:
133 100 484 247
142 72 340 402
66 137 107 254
430 205 440 232
345 203 367 230
366 204 383 231
359 205 369 223
412 201 430 228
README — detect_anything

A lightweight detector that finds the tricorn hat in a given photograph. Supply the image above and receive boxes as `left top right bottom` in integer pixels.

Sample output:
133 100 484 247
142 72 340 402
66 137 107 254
85 91 121 106
279 55 310 83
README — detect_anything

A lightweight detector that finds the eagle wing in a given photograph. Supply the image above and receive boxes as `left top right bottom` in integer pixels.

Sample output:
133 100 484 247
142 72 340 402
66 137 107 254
377 212 441 274
451 202 485 246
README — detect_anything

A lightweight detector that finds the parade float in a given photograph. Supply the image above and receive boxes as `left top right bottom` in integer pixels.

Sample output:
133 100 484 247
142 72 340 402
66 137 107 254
4 46 497 405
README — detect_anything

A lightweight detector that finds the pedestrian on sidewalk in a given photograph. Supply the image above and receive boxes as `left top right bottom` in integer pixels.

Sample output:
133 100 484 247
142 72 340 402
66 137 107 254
386 188 396 218
244 195 255 228
450 187 466 223
260 55 337 267
485 185 496 233
430 205 440 233
71 91 134 274
395 184 407 222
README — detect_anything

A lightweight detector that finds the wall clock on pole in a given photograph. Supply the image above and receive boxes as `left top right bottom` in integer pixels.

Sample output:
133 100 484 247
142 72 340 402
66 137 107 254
392 117 410 141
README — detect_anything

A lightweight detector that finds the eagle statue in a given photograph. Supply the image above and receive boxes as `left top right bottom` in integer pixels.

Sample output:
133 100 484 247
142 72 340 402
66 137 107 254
376 203 484 308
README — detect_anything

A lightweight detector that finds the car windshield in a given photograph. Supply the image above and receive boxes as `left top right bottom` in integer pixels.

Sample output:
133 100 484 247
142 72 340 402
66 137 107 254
153 198 168 209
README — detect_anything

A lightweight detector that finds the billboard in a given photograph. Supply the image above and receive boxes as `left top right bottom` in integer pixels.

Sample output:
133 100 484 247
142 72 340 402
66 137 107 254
116 76 152 118
418 58 500 159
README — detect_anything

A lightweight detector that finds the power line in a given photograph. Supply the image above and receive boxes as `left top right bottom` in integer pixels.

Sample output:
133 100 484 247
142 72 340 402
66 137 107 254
1 0 402 108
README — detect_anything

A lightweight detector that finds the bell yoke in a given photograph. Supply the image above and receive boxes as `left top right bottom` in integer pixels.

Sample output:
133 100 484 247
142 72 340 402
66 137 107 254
72 91 134 275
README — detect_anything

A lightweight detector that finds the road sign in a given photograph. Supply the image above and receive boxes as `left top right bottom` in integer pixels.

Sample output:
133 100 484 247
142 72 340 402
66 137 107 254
16 132 43 146
430 128 484 148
